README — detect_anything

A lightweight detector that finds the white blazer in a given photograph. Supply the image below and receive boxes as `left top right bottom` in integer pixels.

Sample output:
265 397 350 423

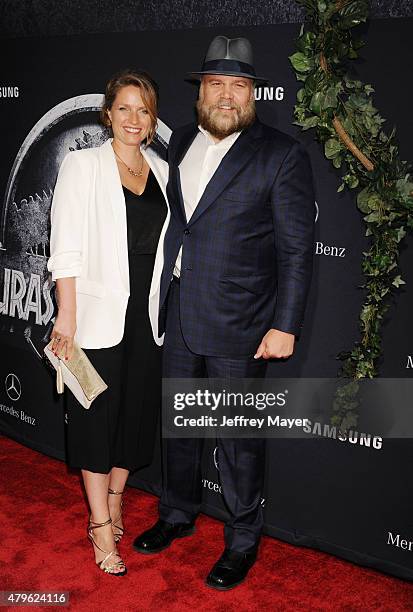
47 138 170 349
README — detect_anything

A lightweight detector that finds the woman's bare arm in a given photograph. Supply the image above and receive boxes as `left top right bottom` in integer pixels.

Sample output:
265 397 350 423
50 277 77 360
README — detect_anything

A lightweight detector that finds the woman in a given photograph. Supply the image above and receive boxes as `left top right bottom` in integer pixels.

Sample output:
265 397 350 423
47 69 169 575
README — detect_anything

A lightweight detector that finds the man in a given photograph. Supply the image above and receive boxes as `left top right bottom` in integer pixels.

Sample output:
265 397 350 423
134 35 315 590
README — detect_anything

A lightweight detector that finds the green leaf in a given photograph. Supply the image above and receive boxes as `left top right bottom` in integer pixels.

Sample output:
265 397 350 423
340 116 356 137
324 86 339 109
363 112 384 137
324 138 341 159
364 211 381 223
337 183 345 192
357 187 371 213
357 188 381 214
299 115 320 130
297 88 305 102
289 52 314 73
346 174 359 189
396 178 413 203
348 93 369 110
338 0 369 29
396 226 406 243
309 91 323 115
392 275 406 288
305 71 325 95
296 31 316 53
344 76 356 89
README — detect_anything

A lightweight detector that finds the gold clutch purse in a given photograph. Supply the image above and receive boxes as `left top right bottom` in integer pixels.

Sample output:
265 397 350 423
44 340 108 409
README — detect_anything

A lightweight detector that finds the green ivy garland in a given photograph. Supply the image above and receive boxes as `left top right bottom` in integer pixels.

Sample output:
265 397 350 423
289 0 413 427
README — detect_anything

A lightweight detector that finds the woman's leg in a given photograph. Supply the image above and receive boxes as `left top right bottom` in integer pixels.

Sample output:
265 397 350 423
82 469 124 574
108 467 129 533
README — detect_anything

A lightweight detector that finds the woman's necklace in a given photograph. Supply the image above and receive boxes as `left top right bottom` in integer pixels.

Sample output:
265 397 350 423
113 148 144 177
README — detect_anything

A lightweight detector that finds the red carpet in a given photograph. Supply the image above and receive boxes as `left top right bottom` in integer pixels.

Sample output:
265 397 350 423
1 435 413 611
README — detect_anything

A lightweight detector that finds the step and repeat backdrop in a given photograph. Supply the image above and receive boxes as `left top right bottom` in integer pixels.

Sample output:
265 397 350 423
1 19 412 580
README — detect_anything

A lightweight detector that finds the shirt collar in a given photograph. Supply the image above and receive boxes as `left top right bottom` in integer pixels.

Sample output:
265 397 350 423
198 125 241 148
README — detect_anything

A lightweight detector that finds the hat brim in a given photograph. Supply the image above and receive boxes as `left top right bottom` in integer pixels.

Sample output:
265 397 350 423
188 70 268 84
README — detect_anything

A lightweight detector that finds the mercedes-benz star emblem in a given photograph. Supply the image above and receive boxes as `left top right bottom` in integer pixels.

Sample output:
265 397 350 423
5 373 22 402
213 446 219 471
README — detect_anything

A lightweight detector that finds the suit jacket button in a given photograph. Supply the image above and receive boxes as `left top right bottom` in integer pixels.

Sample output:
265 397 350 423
184 229 190 235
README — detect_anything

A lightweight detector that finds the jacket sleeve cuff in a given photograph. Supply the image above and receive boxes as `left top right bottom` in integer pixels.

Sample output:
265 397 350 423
47 251 82 280
272 313 303 337
51 269 82 281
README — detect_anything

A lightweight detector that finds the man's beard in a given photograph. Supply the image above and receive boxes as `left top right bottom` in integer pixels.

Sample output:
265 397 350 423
196 95 256 139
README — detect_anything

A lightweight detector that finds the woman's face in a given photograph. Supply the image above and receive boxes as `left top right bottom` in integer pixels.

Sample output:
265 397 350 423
107 85 152 147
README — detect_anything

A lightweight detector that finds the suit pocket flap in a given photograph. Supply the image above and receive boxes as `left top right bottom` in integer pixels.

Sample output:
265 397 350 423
76 278 105 297
222 274 274 295
223 191 258 203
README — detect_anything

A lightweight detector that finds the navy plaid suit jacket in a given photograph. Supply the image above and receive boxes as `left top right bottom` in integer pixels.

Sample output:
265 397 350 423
159 119 315 356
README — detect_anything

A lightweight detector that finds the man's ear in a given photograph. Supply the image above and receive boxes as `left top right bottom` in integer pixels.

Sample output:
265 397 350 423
198 80 204 101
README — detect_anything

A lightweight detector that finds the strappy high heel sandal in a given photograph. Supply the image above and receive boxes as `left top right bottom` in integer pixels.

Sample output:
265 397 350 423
108 488 124 543
87 517 127 576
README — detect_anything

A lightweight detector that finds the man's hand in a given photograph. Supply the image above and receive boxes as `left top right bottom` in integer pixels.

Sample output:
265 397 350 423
254 329 295 360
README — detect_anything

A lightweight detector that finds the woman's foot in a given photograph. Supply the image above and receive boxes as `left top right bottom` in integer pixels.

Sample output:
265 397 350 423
108 488 124 543
88 517 127 575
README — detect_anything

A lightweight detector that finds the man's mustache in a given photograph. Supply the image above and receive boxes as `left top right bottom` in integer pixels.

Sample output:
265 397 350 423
209 99 242 112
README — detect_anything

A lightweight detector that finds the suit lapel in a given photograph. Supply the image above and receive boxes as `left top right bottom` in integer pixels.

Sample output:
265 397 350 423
188 120 264 227
168 125 198 224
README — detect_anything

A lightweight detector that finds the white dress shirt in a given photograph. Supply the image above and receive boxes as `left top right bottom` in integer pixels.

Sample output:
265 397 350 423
174 125 241 277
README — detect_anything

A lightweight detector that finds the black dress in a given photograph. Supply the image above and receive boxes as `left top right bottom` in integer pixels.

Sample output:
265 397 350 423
66 170 167 473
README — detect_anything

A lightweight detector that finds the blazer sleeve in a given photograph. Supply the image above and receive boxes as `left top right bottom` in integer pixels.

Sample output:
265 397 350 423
47 151 88 281
270 141 315 336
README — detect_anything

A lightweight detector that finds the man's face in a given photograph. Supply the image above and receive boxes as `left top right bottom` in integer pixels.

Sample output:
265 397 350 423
196 74 256 140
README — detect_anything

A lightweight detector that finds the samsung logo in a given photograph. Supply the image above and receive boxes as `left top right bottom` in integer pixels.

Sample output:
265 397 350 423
0 86 19 98
255 86 284 101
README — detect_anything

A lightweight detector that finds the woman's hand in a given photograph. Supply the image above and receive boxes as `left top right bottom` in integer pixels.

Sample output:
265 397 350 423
50 278 77 360
51 311 76 360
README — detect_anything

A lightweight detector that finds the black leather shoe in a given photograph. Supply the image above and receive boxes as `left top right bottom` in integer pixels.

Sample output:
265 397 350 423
206 548 257 590
133 519 195 554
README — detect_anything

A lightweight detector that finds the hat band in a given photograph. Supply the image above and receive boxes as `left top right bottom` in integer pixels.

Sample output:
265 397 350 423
202 59 256 77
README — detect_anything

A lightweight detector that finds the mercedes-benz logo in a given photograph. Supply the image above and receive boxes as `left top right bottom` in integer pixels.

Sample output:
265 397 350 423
5 373 22 401
213 446 219 471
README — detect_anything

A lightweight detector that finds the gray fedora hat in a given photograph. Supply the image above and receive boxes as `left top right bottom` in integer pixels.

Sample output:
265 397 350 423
189 35 268 83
